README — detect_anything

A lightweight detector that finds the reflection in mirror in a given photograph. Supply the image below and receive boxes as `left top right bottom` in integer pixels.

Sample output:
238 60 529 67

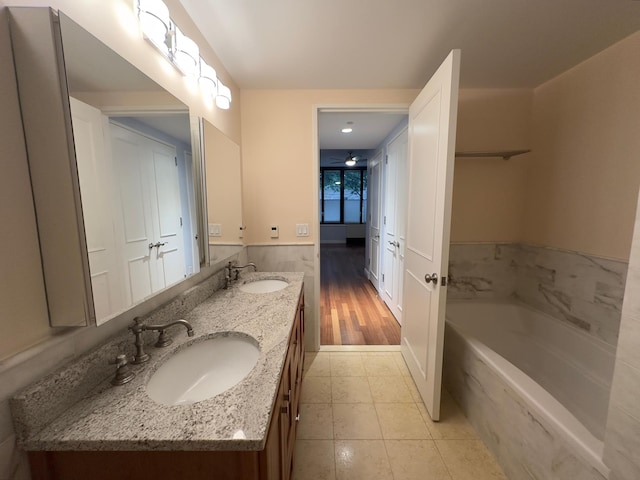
203 120 244 264
61 12 203 325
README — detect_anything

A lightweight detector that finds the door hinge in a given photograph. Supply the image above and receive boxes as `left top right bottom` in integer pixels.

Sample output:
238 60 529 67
385 155 388 164
174 157 178 166
384 216 386 225
368 257 370 266
180 217 183 227
382 273 385 282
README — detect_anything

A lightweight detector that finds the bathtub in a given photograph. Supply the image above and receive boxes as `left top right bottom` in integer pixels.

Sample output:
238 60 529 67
443 301 615 480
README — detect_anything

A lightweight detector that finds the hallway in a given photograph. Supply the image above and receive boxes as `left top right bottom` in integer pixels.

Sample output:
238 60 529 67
320 244 400 345
293 351 507 480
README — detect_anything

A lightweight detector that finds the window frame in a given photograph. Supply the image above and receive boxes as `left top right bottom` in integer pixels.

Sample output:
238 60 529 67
320 166 367 224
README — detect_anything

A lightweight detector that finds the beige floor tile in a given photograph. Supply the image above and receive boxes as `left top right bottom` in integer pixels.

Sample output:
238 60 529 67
301 376 332 403
293 440 336 480
375 403 431 439
335 440 393 480
417 398 477 440
293 439 336 480
435 439 507 480
393 353 413 377
362 351 396 356
363 355 402 376
331 376 373 403
330 354 366 376
368 376 414 403
332 403 382 439
403 376 423 402
304 353 331 377
297 403 334 439
385 439 452 480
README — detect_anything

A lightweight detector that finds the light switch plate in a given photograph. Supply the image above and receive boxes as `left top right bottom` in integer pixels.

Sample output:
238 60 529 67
209 224 221 237
296 224 309 237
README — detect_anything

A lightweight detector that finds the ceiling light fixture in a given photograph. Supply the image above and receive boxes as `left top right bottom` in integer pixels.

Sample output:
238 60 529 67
345 158 356 167
137 0 171 56
341 127 353 134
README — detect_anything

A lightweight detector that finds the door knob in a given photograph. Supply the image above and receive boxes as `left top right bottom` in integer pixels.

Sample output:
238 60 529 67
424 273 438 284
388 241 399 247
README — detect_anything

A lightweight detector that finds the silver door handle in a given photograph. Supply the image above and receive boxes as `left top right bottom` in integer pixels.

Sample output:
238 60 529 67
388 241 399 247
425 273 438 284
153 242 167 249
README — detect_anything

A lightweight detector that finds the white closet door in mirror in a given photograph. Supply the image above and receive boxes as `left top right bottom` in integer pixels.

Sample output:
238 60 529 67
71 98 126 324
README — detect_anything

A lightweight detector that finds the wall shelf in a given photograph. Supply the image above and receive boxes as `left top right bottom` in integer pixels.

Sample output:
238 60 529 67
455 149 531 160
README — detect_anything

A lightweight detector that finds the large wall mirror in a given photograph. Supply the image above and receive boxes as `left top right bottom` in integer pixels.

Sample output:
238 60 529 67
9 8 207 327
203 120 244 264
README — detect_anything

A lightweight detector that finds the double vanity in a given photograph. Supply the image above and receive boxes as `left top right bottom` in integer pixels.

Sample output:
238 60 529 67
11 272 305 480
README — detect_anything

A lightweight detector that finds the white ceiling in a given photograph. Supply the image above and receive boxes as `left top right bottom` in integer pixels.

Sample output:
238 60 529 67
178 0 640 89
319 112 407 149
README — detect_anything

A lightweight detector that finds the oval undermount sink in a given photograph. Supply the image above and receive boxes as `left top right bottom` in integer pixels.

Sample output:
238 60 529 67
146 335 260 406
239 279 288 294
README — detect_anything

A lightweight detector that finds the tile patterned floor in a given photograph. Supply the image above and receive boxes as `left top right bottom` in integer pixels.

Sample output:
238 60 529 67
293 351 507 480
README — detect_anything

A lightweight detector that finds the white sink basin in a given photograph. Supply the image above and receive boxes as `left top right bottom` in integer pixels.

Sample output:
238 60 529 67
146 335 260 406
239 279 288 294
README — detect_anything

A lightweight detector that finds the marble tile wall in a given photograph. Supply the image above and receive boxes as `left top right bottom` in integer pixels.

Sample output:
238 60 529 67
443 324 607 480
603 193 640 480
448 243 627 347
247 245 316 351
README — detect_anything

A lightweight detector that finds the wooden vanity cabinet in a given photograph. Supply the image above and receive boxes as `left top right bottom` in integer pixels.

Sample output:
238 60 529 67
28 290 306 480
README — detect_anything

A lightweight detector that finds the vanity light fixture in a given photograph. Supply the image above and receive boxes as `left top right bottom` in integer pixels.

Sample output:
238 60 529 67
135 0 233 110
216 81 232 110
199 58 218 99
341 127 353 133
136 0 171 56
171 26 200 78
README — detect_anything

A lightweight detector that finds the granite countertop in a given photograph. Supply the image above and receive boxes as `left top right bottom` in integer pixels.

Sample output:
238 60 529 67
11 272 304 452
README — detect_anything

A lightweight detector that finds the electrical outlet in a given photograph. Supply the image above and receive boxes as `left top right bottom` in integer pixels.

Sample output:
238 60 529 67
270 225 279 238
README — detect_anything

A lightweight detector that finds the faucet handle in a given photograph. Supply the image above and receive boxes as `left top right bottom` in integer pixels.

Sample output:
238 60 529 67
109 354 135 386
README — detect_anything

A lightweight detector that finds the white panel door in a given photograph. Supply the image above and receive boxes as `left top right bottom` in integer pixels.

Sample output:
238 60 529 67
368 151 382 289
110 123 155 305
401 50 460 421
70 98 125 323
383 128 408 324
382 142 398 316
150 143 186 287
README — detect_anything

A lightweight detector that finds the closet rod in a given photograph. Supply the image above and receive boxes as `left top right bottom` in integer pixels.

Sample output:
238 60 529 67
455 149 531 160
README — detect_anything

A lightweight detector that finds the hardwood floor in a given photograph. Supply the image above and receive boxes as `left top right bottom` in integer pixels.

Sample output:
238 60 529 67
320 244 400 345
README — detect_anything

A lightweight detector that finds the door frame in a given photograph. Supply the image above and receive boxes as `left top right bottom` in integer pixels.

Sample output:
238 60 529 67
312 104 409 351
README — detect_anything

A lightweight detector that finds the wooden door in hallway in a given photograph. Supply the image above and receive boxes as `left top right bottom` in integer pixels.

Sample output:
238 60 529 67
320 244 400 345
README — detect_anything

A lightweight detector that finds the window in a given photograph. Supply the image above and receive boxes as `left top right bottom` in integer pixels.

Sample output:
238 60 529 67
320 168 367 223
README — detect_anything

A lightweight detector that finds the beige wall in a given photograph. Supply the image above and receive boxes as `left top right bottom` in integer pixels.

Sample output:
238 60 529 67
451 89 532 243
240 89 418 244
524 32 640 261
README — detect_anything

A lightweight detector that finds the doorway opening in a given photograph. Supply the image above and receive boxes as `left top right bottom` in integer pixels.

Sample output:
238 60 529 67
318 110 409 346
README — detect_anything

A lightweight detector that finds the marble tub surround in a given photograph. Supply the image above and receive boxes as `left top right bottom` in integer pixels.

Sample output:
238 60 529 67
444 323 607 480
11 272 304 452
448 242 627 346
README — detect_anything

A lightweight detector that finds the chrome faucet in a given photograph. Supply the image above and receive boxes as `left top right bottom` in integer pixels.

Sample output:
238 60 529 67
129 317 195 364
225 261 258 288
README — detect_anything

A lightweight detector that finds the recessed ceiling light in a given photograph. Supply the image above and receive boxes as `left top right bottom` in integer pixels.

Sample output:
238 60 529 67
341 128 353 133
